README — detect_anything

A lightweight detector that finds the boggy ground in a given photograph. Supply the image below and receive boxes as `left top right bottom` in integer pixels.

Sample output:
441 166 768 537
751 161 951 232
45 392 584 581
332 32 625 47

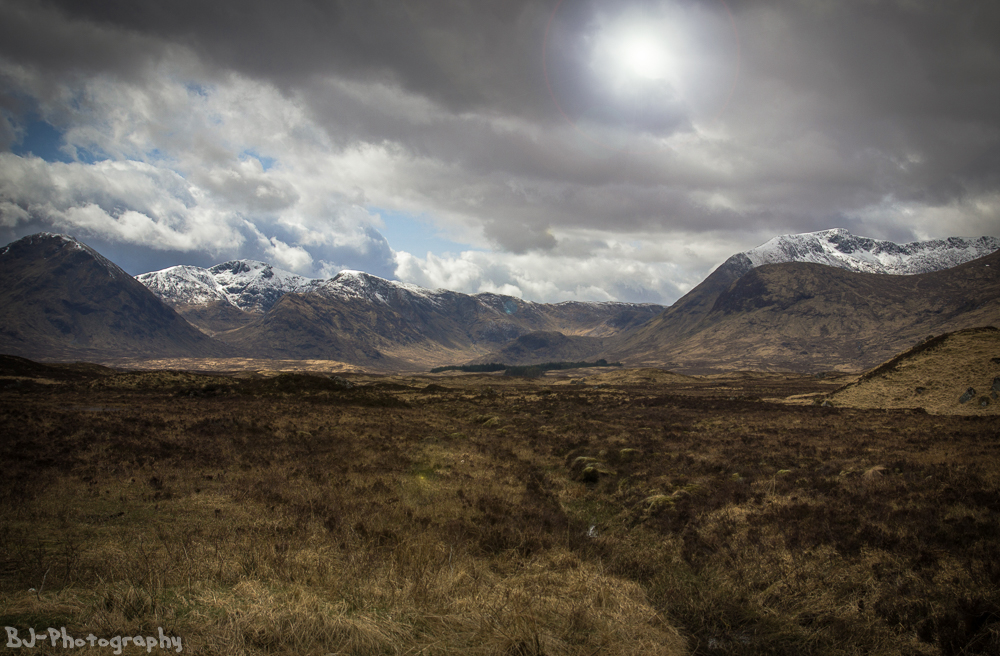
0 363 998 655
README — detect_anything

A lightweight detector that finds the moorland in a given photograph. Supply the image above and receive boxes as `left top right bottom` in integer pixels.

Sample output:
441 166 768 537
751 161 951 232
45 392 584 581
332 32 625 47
1 359 998 655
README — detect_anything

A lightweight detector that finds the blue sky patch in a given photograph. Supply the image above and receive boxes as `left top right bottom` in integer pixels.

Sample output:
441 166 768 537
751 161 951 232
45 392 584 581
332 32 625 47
10 118 73 163
375 207 474 257
242 150 276 171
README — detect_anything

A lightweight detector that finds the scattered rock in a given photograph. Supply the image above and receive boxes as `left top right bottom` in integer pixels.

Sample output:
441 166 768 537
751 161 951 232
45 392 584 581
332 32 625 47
979 396 991 408
959 388 976 404
915 386 927 394
992 377 1000 393
821 399 834 407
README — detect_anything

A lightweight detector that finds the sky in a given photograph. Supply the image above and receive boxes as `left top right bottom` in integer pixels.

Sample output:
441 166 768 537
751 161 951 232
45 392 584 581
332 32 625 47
1 0 998 304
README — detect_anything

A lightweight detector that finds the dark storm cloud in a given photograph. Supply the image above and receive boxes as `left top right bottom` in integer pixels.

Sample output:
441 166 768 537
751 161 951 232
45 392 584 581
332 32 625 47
34 0 555 117
731 0 1000 204
0 0 173 80
11 0 1000 219
1 0 998 302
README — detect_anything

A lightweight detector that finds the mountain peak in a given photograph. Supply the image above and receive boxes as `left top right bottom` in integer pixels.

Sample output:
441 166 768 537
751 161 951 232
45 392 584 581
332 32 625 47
744 229 999 274
2 232 124 280
208 259 273 275
1 232 83 254
0 232 226 359
138 259 323 313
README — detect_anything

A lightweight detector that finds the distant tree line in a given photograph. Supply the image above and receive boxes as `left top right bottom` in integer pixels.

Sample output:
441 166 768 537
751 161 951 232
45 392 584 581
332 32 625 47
430 359 622 377
430 363 508 374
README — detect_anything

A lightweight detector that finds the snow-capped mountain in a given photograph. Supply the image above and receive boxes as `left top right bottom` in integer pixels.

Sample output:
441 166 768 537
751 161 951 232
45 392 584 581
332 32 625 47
611 228 1000 347
318 270 451 306
742 228 999 275
137 260 325 313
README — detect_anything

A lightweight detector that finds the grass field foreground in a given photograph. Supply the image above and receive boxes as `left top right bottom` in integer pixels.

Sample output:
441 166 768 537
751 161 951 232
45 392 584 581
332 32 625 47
1 366 998 655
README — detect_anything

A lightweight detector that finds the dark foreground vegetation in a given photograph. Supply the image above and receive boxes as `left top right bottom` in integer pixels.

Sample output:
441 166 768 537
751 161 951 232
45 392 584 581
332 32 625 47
1 359 998 655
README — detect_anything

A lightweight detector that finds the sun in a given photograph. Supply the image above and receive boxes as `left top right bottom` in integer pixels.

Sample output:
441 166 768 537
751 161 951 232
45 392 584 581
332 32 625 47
590 18 681 92
616 30 673 81
542 0 742 142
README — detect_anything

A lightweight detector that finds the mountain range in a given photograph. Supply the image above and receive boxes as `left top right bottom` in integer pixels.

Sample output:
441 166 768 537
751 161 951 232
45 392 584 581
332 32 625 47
1 229 998 371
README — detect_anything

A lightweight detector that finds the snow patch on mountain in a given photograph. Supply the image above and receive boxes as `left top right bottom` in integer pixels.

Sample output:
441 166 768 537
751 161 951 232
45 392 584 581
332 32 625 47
743 229 1000 274
137 260 324 312
319 270 450 306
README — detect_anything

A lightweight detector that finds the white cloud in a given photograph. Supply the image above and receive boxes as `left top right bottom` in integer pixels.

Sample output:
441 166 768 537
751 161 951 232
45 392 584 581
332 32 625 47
0 154 243 252
393 233 720 305
2 0 998 299
0 63 397 276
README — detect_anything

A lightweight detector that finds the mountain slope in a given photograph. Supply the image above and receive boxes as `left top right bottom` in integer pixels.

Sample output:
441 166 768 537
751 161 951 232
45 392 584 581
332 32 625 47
140 261 664 341
137 260 326 334
0 233 232 360
828 326 1000 414
648 229 1000 342
614 249 1000 373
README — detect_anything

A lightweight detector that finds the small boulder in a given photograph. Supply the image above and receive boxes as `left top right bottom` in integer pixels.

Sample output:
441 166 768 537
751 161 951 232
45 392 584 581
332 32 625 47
959 388 976 404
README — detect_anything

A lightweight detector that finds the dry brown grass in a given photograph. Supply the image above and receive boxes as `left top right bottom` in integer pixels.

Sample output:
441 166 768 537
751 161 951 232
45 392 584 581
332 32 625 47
829 327 1000 415
2 363 998 655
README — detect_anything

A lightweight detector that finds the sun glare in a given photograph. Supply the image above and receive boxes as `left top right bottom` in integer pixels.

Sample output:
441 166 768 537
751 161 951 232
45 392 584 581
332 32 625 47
617 32 672 81
591 18 682 92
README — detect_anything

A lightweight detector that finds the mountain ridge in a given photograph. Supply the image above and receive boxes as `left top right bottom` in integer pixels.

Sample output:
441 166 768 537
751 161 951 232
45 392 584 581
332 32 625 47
612 249 1000 373
3 229 998 371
